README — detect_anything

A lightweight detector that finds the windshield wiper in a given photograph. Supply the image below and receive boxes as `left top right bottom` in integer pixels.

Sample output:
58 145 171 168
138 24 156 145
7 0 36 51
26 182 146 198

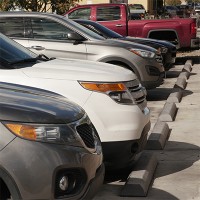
37 54 56 61
9 54 56 65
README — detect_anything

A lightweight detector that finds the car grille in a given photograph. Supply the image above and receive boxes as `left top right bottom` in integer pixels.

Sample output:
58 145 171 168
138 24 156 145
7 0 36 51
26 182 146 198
155 54 163 64
124 79 147 110
76 123 95 149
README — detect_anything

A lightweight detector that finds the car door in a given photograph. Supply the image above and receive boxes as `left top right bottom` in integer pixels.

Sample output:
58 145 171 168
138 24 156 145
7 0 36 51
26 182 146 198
0 17 30 48
95 5 127 36
26 17 87 60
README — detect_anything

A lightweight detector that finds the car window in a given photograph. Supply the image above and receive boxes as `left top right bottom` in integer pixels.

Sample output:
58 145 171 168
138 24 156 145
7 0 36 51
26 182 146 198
129 4 145 10
97 6 121 21
62 17 105 40
76 20 122 39
0 17 26 38
68 8 91 20
30 18 75 40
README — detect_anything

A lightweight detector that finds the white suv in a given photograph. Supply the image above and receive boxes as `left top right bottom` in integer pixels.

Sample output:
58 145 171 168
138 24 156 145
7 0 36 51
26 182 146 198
0 33 150 169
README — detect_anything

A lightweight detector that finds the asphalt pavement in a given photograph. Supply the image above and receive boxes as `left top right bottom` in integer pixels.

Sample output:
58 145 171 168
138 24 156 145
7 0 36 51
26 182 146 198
93 56 200 200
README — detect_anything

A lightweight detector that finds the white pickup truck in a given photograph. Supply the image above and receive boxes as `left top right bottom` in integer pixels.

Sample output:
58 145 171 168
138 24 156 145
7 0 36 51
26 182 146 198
0 33 150 169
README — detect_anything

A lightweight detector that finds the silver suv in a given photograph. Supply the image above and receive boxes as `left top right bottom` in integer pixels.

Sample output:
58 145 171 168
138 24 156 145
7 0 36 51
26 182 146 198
0 12 165 89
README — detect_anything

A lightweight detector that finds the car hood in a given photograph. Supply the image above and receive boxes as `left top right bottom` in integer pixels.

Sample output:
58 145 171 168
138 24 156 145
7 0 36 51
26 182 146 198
22 58 136 82
88 38 158 52
0 82 84 123
124 36 176 51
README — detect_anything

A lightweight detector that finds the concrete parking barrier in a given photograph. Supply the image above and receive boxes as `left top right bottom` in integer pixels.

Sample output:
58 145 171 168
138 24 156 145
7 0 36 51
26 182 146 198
178 71 190 80
167 89 183 103
158 102 177 122
120 152 157 197
174 77 187 90
146 122 170 150
182 60 192 72
185 59 193 66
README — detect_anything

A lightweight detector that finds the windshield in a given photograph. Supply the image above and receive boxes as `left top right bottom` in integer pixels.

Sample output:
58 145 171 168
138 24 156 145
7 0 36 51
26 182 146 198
61 16 106 40
0 33 37 66
129 4 145 10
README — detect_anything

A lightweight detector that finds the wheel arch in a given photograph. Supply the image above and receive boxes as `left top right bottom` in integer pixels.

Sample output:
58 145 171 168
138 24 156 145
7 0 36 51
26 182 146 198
0 166 21 199
98 57 140 79
147 29 180 49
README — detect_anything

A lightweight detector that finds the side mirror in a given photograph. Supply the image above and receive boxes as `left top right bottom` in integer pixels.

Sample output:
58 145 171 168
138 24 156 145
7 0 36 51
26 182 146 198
67 32 85 41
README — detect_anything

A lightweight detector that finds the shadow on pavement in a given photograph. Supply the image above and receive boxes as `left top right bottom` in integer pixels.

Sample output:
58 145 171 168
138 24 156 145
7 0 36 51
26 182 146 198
100 141 199 199
175 56 200 65
151 141 200 178
147 88 193 101
94 185 179 200
166 70 182 78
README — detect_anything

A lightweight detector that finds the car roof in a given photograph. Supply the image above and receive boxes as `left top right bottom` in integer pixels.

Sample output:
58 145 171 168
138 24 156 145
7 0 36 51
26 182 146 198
0 11 64 19
70 3 127 7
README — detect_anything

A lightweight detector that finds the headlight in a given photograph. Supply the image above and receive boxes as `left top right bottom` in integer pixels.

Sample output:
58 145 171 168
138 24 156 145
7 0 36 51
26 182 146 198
3 123 77 143
79 82 136 105
160 46 168 53
129 48 155 58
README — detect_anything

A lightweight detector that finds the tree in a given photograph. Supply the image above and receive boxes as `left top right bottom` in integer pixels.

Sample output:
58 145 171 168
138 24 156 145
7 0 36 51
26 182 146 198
0 0 14 11
0 0 80 13
51 0 80 14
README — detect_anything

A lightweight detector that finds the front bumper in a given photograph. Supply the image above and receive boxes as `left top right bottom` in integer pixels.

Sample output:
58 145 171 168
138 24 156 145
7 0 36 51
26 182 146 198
84 92 150 143
0 128 103 200
162 52 176 70
129 55 165 89
142 71 165 89
102 121 151 169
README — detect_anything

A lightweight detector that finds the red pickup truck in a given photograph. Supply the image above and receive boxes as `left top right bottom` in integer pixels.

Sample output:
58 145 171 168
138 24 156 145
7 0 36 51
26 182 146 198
65 3 199 49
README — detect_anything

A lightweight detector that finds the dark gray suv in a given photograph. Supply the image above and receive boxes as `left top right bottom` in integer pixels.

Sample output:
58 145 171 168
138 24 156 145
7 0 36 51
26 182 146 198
0 83 104 200
0 12 165 89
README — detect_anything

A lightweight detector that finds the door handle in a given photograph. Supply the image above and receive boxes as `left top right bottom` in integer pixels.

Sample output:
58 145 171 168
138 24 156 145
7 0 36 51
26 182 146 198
115 24 123 27
31 46 45 50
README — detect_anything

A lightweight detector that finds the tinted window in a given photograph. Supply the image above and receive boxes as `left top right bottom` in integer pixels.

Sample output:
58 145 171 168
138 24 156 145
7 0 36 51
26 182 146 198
62 18 105 40
76 20 122 39
68 8 91 19
0 17 26 38
97 6 121 21
30 18 75 40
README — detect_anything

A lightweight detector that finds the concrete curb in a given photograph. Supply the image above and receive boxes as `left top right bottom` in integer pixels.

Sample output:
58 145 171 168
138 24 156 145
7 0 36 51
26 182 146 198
120 152 157 197
185 59 193 66
174 77 187 90
182 60 192 72
158 102 178 122
167 89 183 103
145 122 170 150
178 71 190 80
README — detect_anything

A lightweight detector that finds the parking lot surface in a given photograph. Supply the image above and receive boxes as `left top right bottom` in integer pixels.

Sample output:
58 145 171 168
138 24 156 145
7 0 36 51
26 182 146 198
94 53 200 200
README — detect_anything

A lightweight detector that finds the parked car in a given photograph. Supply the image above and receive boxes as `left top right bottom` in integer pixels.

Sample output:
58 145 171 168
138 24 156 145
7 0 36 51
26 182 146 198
0 82 104 199
128 4 146 19
0 32 151 170
0 12 164 89
74 19 177 70
176 5 192 18
164 5 180 17
65 3 199 49
194 5 200 14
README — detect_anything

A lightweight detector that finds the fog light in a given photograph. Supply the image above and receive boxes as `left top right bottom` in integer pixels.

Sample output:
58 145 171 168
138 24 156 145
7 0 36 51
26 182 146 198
59 176 69 191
